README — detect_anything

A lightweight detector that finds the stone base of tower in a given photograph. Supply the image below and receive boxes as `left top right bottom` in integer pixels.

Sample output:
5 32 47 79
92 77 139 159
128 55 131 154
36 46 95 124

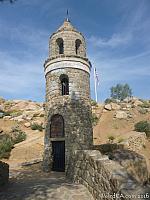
43 96 93 175
42 145 52 172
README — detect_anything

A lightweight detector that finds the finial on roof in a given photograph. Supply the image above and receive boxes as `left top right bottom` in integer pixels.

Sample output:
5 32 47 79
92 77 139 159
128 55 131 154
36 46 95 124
66 9 70 22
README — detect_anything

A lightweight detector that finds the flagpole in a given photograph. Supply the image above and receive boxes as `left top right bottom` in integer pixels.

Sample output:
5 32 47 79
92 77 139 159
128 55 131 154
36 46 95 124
94 68 98 102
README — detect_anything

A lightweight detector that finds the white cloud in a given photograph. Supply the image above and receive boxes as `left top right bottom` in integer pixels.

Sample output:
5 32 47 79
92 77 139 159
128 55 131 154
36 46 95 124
0 19 49 53
90 50 150 82
89 1 150 49
88 1 150 87
0 51 45 100
89 33 132 48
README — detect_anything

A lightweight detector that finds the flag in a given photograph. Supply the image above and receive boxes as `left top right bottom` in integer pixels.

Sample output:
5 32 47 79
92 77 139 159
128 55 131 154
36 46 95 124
94 67 99 102
94 68 99 86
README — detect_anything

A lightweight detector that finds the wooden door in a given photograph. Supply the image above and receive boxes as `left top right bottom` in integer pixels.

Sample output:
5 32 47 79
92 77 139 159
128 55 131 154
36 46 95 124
52 141 65 172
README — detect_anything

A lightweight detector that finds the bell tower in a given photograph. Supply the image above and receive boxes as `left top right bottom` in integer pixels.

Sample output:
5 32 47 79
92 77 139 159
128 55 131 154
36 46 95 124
43 18 93 174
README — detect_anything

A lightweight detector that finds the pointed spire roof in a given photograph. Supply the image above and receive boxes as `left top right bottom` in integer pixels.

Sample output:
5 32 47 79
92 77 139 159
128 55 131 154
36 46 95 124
57 19 77 32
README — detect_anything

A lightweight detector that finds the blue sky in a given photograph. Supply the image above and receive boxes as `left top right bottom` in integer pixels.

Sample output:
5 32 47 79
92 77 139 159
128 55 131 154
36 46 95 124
0 0 150 102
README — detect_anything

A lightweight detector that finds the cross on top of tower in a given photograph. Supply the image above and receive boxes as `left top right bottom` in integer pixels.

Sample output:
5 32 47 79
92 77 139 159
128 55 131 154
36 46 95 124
66 9 70 22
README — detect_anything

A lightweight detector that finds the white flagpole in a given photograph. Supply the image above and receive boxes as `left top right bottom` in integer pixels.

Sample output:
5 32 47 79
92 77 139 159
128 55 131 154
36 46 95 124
94 67 98 102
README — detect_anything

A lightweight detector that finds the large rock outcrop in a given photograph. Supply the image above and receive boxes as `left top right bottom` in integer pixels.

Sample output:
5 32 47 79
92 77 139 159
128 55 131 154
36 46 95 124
109 149 149 184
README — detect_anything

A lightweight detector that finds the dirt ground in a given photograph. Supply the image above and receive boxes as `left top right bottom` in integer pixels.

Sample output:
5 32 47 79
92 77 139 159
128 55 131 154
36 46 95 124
93 107 150 172
0 164 94 200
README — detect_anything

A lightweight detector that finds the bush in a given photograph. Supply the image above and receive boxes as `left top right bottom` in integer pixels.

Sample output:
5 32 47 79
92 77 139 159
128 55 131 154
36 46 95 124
134 121 150 137
12 131 26 144
138 108 148 114
10 110 23 117
118 138 124 143
0 127 27 159
3 111 11 116
108 135 115 142
10 125 27 144
31 123 43 131
91 99 98 107
104 98 117 104
139 101 150 108
91 114 99 126
11 125 26 144
0 136 14 159
0 112 4 118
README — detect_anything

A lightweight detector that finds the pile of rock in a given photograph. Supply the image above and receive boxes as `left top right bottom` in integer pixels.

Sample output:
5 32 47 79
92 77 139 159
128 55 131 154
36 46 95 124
24 120 44 129
104 98 150 111
0 97 44 128
123 131 147 152
103 97 150 120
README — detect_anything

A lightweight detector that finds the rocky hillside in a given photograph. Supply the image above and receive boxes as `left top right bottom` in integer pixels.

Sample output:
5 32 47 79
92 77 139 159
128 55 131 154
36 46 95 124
92 97 150 172
93 97 150 143
0 97 150 170
0 97 44 168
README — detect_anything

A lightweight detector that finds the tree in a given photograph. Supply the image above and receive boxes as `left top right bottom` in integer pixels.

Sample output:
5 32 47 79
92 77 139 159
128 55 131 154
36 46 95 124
110 83 132 101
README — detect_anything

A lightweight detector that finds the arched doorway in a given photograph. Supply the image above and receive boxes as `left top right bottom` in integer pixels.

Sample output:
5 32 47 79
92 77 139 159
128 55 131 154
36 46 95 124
50 114 65 172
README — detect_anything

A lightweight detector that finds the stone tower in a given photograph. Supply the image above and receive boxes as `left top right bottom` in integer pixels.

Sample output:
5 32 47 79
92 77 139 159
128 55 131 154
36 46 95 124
43 18 93 174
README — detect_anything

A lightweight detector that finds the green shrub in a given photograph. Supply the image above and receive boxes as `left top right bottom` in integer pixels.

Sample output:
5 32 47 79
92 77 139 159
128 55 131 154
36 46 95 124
31 123 43 131
134 121 150 137
0 136 14 159
12 131 26 144
0 112 4 118
91 99 98 107
112 123 119 129
2 110 23 117
138 108 148 114
142 144 146 149
3 111 11 116
0 127 27 159
139 101 150 108
10 125 27 144
118 138 124 143
10 110 23 117
104 98 117 104
39 113 44 117
91 114 99 126
108 135 115 142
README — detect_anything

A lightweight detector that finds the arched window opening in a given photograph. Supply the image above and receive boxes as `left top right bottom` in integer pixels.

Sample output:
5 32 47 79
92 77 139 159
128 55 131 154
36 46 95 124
50 114 64 138
60 74 69 95
56 38 64 54
75 39 82 55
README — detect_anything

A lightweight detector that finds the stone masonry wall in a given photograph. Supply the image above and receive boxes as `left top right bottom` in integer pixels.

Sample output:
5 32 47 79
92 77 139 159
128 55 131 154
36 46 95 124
49 30 86 58
43 66 92 173
45 68 90 102
69 150 149 200
43 96 93 173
